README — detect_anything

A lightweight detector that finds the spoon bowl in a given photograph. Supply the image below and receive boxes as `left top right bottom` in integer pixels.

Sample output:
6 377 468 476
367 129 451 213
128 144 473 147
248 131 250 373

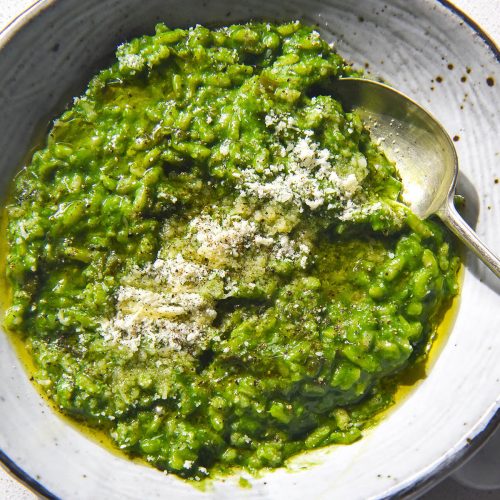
333 77 500 277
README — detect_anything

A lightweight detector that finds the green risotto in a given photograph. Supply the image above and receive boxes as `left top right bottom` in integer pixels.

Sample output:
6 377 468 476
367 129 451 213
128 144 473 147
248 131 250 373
4 22 460 480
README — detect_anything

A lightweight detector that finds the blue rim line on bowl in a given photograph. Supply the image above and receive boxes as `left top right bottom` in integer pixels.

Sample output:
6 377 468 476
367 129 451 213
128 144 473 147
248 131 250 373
398 410 500 499
437 0 500 61
0 1 498 498
0 449 58 500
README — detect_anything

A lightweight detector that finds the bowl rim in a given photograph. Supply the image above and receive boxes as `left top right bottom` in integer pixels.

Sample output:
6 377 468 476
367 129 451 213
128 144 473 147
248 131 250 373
0 0 498 498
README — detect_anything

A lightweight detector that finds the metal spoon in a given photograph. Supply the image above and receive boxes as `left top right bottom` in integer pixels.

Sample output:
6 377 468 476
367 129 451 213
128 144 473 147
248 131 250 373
333 77 500 278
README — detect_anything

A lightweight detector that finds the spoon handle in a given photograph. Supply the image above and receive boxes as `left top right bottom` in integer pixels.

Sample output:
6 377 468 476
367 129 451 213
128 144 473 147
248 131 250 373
439 201 500 278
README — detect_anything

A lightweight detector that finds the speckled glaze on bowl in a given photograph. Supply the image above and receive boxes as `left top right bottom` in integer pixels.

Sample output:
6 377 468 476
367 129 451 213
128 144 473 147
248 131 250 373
0 1 499 499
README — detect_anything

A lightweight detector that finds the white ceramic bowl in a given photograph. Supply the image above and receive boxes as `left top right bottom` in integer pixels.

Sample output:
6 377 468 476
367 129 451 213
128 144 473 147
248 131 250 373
0 1 499 498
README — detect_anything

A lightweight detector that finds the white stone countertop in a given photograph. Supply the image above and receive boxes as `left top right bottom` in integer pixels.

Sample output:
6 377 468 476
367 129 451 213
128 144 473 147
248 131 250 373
0 0 498 498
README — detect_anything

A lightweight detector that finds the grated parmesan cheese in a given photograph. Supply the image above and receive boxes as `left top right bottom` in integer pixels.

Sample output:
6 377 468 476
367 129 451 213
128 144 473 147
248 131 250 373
188 214 258 263
238 116 366 216
100 254 219 354
99 109 387 354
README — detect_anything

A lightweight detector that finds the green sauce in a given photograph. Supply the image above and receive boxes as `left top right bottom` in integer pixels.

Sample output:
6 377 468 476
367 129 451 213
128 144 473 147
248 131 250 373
3 22 460 480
